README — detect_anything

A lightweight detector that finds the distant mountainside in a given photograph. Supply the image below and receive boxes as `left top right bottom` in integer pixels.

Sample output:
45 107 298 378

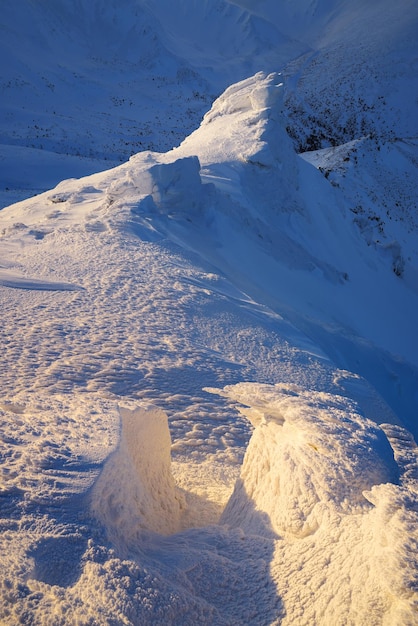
2 0 417 204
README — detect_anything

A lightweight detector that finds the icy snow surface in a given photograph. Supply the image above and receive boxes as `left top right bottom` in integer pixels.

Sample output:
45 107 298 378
1 1 418 625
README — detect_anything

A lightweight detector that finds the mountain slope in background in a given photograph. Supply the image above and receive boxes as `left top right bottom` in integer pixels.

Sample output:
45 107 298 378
3 0 418 205
1 1 417 625
0 0 213 206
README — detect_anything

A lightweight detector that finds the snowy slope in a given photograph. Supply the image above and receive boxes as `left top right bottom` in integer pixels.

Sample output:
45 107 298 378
171 72 418 436
1 68 417 624
1 1 418 625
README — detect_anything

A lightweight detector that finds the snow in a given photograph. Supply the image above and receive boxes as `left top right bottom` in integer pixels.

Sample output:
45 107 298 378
91 405 185 547
1 1 418 624
217 383 417 625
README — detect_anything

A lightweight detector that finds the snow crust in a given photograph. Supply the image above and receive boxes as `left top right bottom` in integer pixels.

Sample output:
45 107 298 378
1 1 418 624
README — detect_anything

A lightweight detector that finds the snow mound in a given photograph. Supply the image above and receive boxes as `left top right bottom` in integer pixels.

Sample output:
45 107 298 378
148 156 202 213
177 71 297 174
90 406 185 549
218 383 400 537
131 155 204 215
213 383 418 624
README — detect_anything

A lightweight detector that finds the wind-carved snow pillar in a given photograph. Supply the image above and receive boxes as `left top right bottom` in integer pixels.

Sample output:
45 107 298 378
90 405 185 551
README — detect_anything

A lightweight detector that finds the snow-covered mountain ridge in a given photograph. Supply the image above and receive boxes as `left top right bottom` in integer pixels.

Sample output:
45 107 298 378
2 0 418 206
1 67 418 624
1 1 418 624
173 73 418 435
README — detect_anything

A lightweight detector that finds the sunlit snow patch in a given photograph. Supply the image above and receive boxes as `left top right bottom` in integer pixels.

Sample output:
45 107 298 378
90 405 185 551
214 383 400 537
209 382 418 624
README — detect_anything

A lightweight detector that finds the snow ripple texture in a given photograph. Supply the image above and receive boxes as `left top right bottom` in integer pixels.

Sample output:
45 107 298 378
0 43 417 626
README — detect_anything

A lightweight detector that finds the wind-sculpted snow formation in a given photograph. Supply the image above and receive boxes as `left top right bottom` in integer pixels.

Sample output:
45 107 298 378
217 383 417 625
91 406 186 546
1 67 417 625
219 384 400 535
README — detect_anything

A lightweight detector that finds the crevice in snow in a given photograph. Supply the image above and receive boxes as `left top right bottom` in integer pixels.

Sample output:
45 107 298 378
91 383 404 549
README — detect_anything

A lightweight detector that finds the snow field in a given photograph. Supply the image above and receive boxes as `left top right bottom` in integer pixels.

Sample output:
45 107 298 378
1 4 418 621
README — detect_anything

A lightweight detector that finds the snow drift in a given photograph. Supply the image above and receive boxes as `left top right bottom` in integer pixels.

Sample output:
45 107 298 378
220 384 400 537
218 383 418 625
131 155 204 215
